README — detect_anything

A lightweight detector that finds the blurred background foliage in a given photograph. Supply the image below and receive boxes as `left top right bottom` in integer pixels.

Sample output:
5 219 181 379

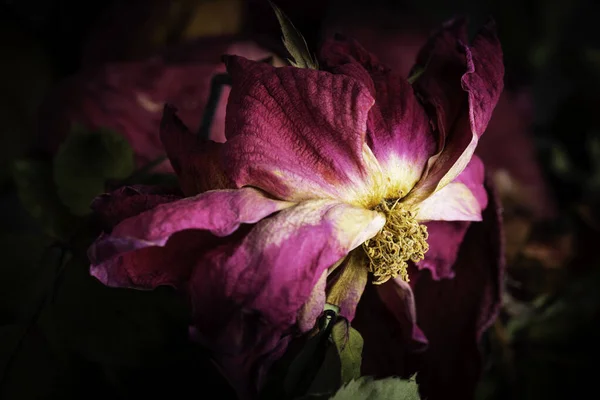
0 0 599 399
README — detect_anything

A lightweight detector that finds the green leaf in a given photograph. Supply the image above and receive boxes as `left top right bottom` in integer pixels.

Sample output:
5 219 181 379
269 1 318 69
331 320 363 384
53 127 135 216
11 159 78 240
329 376 420 400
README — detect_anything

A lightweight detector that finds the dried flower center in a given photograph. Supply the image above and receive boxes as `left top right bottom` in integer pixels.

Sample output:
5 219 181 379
362 199 429 285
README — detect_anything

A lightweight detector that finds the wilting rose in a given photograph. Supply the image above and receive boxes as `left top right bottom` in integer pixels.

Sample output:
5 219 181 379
38 37 281 172
88 19 503 400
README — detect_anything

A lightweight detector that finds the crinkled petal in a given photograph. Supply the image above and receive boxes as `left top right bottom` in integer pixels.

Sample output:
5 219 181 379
409 181 504 400
160 105 234 195
404 20 504 205
415 155 487 221
320 36 436 199
89 187 294 287
222 56 384 207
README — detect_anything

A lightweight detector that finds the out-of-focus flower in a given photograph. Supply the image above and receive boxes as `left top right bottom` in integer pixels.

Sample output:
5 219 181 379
88 19 503 400
38 38 282 172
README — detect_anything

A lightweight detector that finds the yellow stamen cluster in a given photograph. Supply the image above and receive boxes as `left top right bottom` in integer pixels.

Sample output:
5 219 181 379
362 199 429 285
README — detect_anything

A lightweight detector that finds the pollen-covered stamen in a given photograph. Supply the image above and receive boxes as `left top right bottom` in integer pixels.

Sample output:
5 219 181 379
362 199 429 285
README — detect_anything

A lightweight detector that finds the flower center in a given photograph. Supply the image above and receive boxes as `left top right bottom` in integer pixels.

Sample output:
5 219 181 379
362 199 429 285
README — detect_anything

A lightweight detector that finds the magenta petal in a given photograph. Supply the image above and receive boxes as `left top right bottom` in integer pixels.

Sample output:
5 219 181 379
405 20 504 204
160 105 234 195
89 187 293 288
321 36 437 198
222 56 380 206
410 181 504 400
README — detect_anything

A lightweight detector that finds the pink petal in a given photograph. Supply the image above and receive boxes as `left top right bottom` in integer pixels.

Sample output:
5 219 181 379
320 36 437 198
222 56 382 206
188 199 384 328
404 20 504 204
89 187 294 286
415 155 487 221
409 181 504 400
159 105 234 195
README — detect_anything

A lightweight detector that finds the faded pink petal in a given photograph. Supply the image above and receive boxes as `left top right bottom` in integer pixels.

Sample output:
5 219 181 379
409 182 504 400
223 56 381 206
160 105 233 195
416 155 487 221
89 187 293 285
405 20 504 204
38 39 275 171
320 36 436 198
